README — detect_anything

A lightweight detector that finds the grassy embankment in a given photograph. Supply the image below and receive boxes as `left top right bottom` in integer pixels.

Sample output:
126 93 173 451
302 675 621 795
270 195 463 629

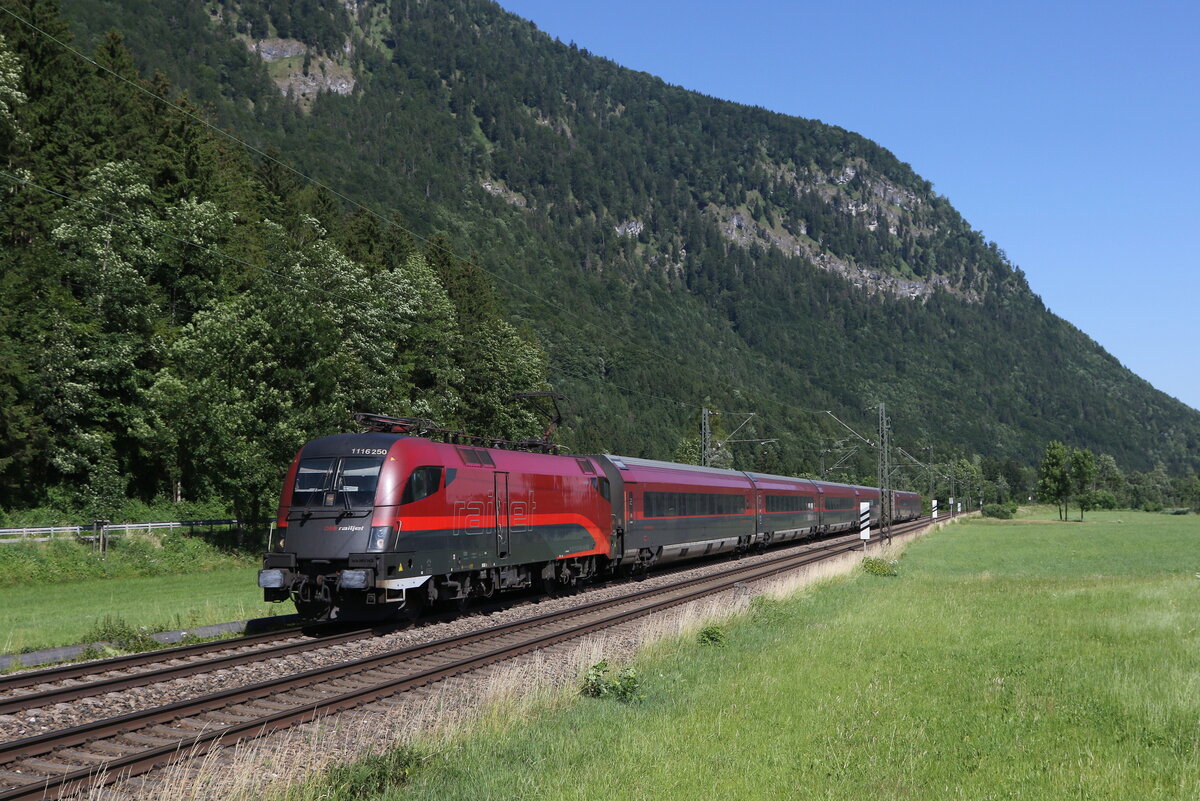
297 508 1200 800
0 535 279 655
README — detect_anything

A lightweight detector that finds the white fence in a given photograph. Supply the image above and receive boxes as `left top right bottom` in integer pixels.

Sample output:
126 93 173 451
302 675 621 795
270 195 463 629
0 520 241 544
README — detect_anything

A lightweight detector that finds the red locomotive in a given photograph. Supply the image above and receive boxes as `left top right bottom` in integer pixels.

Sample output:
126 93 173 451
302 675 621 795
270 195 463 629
258 416 922 620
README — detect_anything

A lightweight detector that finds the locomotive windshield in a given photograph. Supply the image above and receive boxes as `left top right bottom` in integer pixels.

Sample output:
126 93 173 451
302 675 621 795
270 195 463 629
293 456 383 508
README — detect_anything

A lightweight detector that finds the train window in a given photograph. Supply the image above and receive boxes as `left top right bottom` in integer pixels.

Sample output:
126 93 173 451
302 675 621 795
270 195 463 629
767 495 815 513
591 477 611 501
457 448 481 465
294 458 336 505
401 466 444 505
576 459 596 474
293 457 383 508
643 491 746 518
444 468 457 488
338 457 384 507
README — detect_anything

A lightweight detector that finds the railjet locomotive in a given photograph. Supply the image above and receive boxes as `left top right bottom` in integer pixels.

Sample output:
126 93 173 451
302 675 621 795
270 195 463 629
259 416 922 620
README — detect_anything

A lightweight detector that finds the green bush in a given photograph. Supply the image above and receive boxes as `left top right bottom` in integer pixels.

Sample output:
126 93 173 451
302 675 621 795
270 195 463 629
82 616 161 653
697 625 726 647
861 557 899 577
315 747 418 800
0 498 233 528
581 660 643 702
982 503 1015 519
0 534 258 586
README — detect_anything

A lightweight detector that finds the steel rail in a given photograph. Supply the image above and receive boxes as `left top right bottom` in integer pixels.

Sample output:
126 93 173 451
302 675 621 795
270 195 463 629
0 625 375 716
0 518 931 801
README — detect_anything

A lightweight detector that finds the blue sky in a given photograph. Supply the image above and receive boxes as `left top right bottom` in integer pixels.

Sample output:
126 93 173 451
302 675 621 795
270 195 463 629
497 0 1200 412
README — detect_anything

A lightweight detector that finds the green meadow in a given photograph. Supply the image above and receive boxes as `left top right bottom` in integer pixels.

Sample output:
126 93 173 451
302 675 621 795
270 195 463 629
0 536 278 655
309 508 1200 800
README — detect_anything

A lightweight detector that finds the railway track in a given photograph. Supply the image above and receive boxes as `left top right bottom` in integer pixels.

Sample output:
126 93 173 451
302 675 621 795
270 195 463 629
0 626 347 715
0 518 931 801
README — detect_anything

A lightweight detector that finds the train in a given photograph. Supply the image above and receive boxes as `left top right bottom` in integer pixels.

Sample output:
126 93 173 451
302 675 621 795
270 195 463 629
258 416 922 621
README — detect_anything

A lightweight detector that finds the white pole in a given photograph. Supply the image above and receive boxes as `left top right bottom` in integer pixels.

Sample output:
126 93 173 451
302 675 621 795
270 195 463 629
932 499 938 519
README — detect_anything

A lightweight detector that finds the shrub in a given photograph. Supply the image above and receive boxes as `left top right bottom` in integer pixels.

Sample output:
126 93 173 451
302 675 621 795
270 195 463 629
982 503 1015 519
749 595 786 624
0 533 257 586
697 625 726 647
581 660 642 702
319 747 417 800
861 557 899 577
82 616 160 653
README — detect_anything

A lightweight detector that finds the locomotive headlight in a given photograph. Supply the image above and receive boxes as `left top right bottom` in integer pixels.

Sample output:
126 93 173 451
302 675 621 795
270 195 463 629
339 569 372 589
367 525 393 552
258 569 286 589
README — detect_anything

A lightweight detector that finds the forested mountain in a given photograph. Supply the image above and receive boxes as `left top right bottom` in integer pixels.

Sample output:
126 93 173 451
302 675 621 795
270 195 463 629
2 0 1198 520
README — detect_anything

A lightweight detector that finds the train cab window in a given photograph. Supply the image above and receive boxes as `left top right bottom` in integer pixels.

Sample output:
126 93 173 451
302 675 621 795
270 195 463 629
338 457 384 507
402 466 444 504
294 457 383 508
294 458 336 505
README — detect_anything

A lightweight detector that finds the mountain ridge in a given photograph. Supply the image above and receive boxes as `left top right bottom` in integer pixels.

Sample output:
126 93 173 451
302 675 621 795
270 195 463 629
8 0 1198 498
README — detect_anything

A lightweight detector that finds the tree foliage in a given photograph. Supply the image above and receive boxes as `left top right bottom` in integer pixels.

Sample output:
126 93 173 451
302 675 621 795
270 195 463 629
1037 441 1072 520
0 8 548 520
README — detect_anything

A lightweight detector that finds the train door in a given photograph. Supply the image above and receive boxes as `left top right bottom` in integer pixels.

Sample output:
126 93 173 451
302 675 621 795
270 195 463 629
494 472 510 559
627 489 635 536
627 488 644 548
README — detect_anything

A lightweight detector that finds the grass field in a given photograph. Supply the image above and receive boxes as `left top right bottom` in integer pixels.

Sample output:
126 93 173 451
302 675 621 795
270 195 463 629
307 508 1200 800
0 569 282 655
